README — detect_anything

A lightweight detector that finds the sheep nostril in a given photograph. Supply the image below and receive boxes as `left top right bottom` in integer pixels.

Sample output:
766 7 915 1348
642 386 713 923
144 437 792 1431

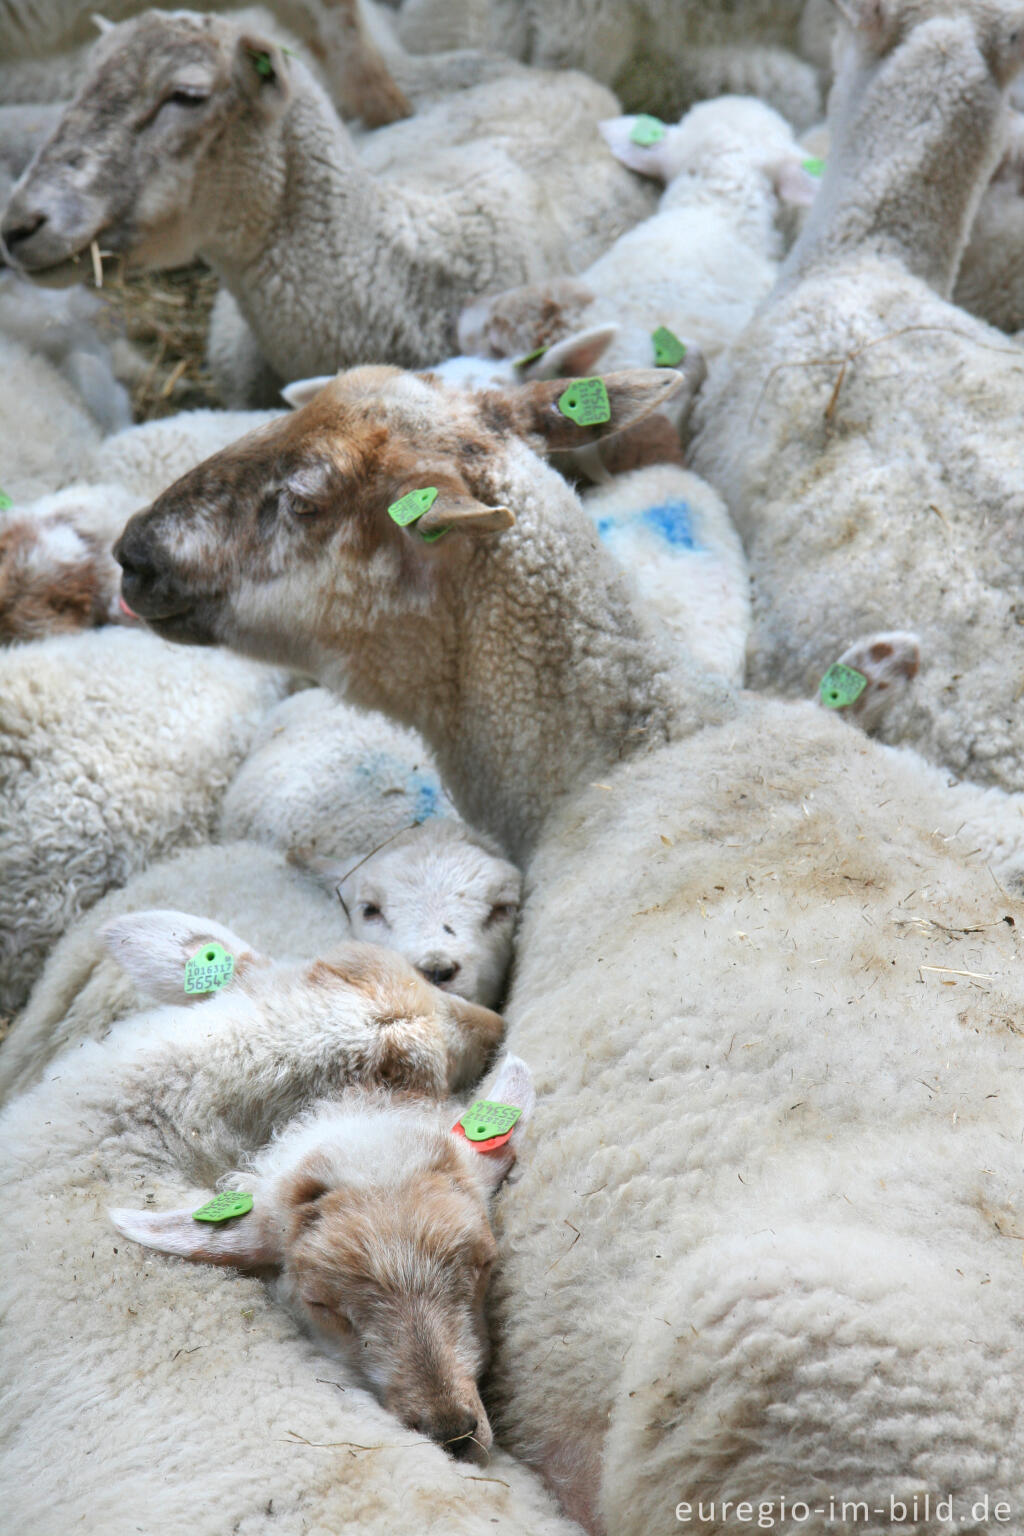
446 1415 479 1459
421 962 459 987
2 212 47 250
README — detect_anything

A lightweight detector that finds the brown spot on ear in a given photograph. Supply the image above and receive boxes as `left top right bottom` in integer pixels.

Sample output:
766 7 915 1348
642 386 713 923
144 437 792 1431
869 642 894 662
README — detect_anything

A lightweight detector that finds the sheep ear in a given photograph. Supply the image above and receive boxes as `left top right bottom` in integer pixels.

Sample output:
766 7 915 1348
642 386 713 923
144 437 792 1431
99 910 262 1004
496 368 686 452
415 493 515 538
524 324 619 380
819 630 920 729
598 116 677 180
110 1204 280 1269
281 375 335 410
773 157 821 207
456 1054 534 1193
234 33 290 106
91 12 115 34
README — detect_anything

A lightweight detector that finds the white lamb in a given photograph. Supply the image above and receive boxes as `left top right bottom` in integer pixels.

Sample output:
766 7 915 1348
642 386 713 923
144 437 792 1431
0 908 577 1532
1 11 655 399
688 0 1024 799
297 819 522 1006
114 355 1024 1532
218 686 454 853
457 96 818 374
0 625 286 1013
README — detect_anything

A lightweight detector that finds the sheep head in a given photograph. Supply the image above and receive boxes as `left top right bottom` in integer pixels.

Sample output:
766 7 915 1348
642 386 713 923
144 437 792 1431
0 10 292 281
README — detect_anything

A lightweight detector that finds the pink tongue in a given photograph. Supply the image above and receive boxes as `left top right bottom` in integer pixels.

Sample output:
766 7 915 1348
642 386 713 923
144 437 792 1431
119 594 139 620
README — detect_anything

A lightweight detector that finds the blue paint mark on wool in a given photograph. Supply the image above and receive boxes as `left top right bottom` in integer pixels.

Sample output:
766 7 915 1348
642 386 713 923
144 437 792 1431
641 500 695 548
414 777 440 821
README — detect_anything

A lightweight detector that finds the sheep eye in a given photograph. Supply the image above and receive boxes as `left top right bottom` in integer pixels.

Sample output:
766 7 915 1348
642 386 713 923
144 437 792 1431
166 88 208 107
359 902 383 921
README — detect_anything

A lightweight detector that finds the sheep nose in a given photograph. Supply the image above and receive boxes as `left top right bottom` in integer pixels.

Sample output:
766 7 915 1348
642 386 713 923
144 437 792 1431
420 961 459 988
1 209 46 254
436 1410 478 1458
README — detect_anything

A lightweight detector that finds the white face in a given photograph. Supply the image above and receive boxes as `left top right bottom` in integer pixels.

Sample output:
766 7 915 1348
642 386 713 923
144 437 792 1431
341 832 521 1008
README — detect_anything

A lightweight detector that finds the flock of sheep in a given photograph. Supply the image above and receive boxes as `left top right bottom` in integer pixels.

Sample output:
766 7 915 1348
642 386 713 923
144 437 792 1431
4 0 1024 1532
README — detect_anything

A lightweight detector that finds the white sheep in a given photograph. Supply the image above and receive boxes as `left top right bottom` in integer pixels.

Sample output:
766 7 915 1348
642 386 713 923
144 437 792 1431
0 909 577 1532
687 0 1024 799
0 625 286 1014
0 838 344 1103
394 0 825 130
456 96 818 375
580 463 750 684
955 107 1024 332
4 825 519 1102
2 10 656 400
114 355 1024 1532
218 685 454 853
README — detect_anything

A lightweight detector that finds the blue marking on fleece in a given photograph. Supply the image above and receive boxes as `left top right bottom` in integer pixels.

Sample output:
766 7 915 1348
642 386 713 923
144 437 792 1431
641 500 695 548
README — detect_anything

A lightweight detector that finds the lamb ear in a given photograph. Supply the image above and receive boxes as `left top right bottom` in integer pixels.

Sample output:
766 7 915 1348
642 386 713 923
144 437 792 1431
110 1204 280 1269
281 375 335 410
773 157 821 207
598 116 678 181
456 1054 534 1193
99 909 262 1004
526 324 619 380
496 368 686 452
91 12 115 34
415 493 514 538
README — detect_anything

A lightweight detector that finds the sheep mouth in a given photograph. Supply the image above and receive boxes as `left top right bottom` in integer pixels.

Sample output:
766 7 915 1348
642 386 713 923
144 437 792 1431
3 251 92 288
143 606 220 647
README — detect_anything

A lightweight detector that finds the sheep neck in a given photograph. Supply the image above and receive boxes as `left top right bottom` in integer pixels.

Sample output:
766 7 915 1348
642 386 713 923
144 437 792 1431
195 70 466 374
319 447 704 864
779 23 1008 298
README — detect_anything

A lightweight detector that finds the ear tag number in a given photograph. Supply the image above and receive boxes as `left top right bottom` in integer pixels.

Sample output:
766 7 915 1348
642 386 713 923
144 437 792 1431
514 345 548 370
0 489 12 511
250 49 274 77
651 326 687 368
193 1191 254 1223
184 942 235 995
630 114 665 146
452 1100 523 1153
819 662 867 709
558 378 610 426
802 157 825 177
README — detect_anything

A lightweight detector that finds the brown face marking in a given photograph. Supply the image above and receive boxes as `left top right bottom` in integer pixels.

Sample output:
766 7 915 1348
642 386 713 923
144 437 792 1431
0 519 109 642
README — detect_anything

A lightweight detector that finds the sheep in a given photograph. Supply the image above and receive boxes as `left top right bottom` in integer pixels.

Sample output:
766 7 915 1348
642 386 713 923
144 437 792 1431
394 0 825 130
0 625 286 1014
1 10 656 400
579 463 750 684
217 685 454 854
684 0 1024 802
297 819 522 1006
955 107 1024 333
3 823 520 1101
112 354 1024 1532
0 906 579 1532
456 96 818 375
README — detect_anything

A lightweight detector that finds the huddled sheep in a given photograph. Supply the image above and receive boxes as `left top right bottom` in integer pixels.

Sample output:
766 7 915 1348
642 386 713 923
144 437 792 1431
7 0 1024 1529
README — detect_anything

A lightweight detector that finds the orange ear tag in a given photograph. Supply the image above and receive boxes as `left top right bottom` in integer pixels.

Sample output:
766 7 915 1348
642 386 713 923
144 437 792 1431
451 1099 522 1152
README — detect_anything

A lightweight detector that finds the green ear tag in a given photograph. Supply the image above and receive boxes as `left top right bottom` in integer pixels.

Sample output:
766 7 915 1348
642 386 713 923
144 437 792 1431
630 114 665 147
651 326 687 368
557 377 610 427
250 49 274 77
819 662 867 709
387 487 438 527
802 157 825 177
184 942 235 995
458 1100 523 1142
193 1191 254 1223
514 345 548 370
0 489 12 511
